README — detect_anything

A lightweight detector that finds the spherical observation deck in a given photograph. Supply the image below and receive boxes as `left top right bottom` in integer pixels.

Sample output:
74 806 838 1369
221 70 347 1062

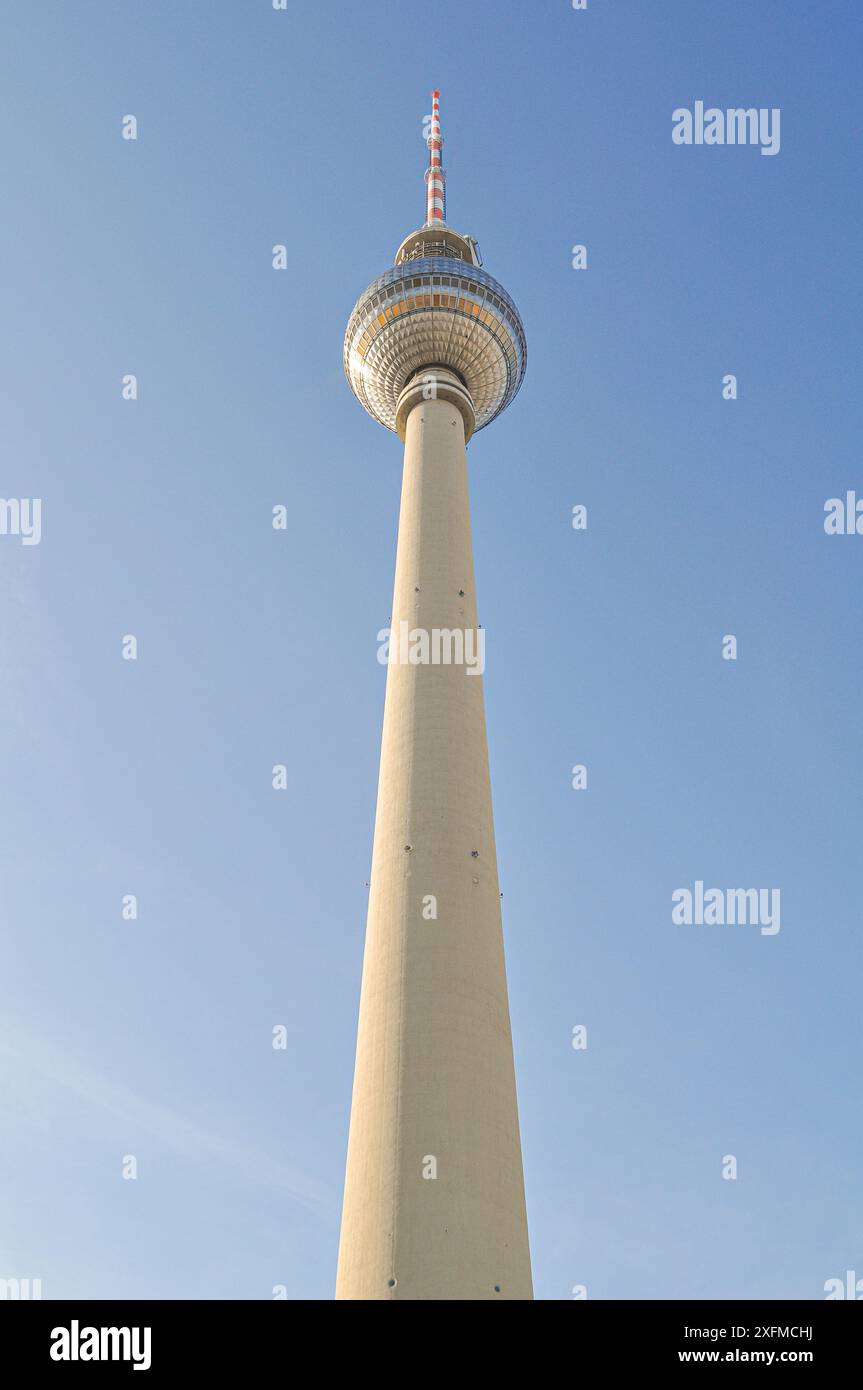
344 247 527 436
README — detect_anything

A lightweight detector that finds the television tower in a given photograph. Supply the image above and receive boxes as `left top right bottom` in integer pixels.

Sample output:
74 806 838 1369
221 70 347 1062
337 91 532 1301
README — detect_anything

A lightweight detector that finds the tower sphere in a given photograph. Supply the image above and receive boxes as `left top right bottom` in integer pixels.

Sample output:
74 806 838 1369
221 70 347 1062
343 93 526 437
344 253 527 436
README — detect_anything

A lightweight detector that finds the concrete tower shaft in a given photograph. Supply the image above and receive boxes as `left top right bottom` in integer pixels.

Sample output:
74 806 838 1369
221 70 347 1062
336 375 532 1299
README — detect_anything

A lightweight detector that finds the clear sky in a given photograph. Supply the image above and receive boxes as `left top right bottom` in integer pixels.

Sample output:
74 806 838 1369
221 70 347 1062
1 0 860 1301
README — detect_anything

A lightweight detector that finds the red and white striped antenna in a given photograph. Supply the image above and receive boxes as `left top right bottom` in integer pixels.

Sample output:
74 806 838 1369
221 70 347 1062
425 89 446 226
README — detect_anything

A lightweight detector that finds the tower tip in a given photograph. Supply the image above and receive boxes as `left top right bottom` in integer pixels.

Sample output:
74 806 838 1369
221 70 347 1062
425 90 445 226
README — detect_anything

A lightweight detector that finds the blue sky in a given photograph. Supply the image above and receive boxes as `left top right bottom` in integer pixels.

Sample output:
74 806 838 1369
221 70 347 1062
1 0 860 1300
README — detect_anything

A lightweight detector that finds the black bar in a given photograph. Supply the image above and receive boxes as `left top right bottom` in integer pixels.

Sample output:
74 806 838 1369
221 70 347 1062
2 1298 859 1375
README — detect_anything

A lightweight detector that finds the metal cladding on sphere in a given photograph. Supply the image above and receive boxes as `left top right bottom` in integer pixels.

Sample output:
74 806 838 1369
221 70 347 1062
343 89 527 437
344 260 527 436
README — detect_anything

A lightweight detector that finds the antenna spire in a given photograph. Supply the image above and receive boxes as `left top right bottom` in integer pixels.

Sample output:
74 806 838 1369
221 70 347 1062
425 89 445 226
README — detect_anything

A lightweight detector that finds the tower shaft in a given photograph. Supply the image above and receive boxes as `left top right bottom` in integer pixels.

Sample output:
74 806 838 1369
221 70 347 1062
336 376 533 1301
